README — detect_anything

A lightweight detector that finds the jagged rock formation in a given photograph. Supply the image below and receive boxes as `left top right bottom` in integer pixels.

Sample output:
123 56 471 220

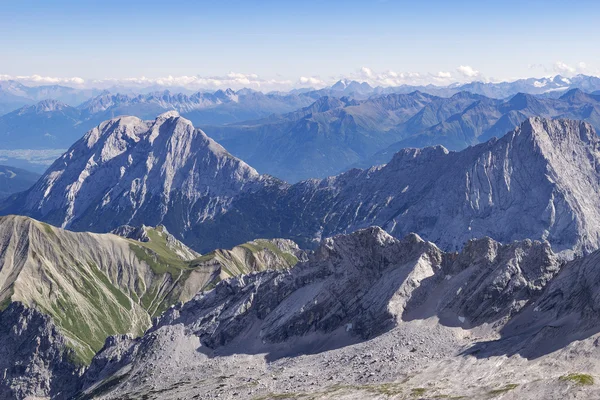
0 303 82 400
493 245 600 359
0 165 39 199
154 228 560 347
76 227 564 399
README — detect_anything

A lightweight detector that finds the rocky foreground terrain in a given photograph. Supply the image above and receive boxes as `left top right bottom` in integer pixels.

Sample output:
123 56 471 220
71 227 600 399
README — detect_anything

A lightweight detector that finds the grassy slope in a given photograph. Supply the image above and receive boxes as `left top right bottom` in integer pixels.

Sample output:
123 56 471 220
0 217 300 365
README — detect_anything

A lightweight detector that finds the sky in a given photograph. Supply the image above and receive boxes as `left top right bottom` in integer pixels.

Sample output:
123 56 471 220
1 0 599 90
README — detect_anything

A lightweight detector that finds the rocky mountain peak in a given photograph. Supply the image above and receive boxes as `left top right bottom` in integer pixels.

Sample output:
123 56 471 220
5 113 264 235
516 116 598 149
17 99 71 115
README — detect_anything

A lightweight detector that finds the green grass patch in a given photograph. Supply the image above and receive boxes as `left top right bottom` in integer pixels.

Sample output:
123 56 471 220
411 387 427 397
488 383 518 396
559 374 594 386
242 240 299 267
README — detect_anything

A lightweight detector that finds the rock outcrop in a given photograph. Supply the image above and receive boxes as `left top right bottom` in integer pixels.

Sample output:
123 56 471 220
0 303 81 400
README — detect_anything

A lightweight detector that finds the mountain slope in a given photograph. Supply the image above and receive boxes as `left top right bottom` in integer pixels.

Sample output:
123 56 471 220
2 112 268 240
204 92 437 181
0 215 201 364
0 165 40 199
0 100 91 149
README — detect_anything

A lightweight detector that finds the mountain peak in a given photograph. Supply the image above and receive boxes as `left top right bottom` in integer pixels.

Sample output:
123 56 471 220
331 79 372 93
6 112 263 238
156 110 180 120
518 116 597 146
18 99 71 114
559 88 594 102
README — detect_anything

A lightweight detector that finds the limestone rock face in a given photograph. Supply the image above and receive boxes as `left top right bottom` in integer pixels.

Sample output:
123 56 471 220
0 303 81 400
2 112 266 243
86 228 558 362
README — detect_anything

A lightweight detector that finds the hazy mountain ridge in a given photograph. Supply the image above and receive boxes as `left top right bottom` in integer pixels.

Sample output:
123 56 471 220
0 164 39 199
204 89 600 181
0 80 103 115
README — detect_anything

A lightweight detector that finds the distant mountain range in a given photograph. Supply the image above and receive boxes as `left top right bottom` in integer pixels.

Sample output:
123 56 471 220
6 114 600 258
2 73 600 117
0 89 317 150
0 165 39 199
0 80 103 115
205 88 600 181
3 75 600 181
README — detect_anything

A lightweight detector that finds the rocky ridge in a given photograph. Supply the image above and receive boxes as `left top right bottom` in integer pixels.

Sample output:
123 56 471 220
192 117 600 257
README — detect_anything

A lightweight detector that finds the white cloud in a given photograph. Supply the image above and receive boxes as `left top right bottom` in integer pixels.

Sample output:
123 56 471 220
298 76 326 87
339 67 437 87
0 74 86 86
436 71 452 79
0 72 297 91
456 65 480 78
553 61 576 75
360 67 374 78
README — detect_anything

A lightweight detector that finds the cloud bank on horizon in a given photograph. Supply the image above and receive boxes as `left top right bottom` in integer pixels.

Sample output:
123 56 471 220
1 60 596 92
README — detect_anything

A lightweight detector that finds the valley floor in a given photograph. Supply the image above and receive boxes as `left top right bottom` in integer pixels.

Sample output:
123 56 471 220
89 317 600 400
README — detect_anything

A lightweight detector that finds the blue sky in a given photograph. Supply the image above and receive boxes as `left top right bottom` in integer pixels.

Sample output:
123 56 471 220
1 0 599 89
